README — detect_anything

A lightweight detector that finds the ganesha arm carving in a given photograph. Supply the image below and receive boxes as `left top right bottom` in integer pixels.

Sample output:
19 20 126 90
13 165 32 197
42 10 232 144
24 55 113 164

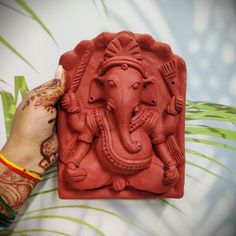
154 142 179 185
60 93 93 166
159 59 184 116
159 59 185 167
143 110 179 185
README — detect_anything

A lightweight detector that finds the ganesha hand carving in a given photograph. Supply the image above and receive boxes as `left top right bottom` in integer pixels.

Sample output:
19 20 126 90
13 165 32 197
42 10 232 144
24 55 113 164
58 32 186 199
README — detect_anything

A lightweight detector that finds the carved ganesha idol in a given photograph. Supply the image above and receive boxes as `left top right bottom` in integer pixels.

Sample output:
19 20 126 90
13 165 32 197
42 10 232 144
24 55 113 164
58 31 186 199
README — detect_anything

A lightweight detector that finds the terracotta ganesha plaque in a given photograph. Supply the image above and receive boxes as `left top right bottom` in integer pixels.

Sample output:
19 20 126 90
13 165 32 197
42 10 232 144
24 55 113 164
57 31 186 199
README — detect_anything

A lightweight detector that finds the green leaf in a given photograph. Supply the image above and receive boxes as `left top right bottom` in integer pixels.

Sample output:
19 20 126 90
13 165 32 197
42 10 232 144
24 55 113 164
186 100 236 113
0 79 10 87
0 1 31 18
0 76 29 137
185 137 236 152
14 76 29 102
29 188 58 198
0 36 37 72
6 229 69 236
186 160 228 182
17 215 105 236
186 148 235 174
43 168 57 177
185 174 230 200
156 199 186 215
186 113 236 123
19 205 141 230
101 0 109 18
0 91 16 137
185 125 236 142
15 0 58 47
42 175 57 181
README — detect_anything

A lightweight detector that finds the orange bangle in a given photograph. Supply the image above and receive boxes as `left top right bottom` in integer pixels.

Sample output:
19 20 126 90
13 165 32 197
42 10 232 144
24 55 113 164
0 152 42 182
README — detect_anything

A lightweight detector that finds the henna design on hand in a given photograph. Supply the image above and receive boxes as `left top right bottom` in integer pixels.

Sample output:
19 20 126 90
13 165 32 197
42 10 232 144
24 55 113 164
22 79 64 113
39 132 58 170
0 169 35 211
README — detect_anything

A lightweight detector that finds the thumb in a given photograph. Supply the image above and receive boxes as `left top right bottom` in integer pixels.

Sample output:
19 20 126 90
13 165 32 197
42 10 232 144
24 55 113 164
33 65 66 108
44 65 66 104
54 64 66 89
21 65 66 111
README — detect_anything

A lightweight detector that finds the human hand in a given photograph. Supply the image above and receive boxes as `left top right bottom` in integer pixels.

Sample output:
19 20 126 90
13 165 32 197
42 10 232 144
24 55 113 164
1 65 66 175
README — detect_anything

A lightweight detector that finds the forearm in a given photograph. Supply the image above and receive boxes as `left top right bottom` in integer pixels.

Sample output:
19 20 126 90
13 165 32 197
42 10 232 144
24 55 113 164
0 163 36 213
0 143 43 215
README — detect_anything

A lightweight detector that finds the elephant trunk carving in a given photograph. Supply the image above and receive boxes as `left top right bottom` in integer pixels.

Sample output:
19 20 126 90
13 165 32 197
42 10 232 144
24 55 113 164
115 104 141 154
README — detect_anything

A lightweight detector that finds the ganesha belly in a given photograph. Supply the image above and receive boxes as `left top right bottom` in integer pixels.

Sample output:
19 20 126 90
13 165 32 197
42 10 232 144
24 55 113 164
57 31 186 199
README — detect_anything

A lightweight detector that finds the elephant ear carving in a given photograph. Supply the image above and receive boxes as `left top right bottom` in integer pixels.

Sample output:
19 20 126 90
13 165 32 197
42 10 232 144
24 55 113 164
141 77 157 106
88 76 104 103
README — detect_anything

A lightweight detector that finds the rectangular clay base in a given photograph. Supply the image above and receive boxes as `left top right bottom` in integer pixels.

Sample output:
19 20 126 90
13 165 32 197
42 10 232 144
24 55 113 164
58 162 184 199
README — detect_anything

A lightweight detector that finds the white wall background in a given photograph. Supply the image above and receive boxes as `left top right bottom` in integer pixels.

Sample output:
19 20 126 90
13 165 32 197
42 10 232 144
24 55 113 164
0 0 236 235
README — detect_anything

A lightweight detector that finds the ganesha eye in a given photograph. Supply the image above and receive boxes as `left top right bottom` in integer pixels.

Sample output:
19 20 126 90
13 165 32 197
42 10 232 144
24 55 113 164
132 82 140 89
107 80 116 88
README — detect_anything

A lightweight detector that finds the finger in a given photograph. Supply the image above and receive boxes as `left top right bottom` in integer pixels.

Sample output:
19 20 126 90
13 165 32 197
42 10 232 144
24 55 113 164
39 131 58 170
21 66 67 111
42 65 67 105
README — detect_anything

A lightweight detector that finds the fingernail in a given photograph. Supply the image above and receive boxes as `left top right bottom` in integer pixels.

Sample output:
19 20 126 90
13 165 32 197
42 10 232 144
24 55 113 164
55 65 64 79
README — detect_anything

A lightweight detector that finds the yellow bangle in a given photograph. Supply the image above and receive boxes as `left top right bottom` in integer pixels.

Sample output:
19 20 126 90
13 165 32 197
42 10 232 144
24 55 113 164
0 152 42 182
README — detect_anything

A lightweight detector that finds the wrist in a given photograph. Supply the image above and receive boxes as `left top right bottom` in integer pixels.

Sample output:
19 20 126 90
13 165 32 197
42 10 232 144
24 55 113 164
1 139 46 176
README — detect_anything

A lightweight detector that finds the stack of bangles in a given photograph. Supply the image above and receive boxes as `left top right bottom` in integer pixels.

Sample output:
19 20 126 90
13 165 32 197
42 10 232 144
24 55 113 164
0 152 42 228
0 196 17 228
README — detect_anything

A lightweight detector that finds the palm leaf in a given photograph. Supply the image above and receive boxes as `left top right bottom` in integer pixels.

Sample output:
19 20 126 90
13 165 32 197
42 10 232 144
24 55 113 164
0 79 10 87
19 205 140 229
2 229 69 236
186 160 229 182
186 101 236 123
0 36 37 72
15 0 58 47
101 0 109 18
185 174 230 200
187 100 236 113
185 137 236 152
14 76 29 101
43 167 57 177
0 76 29 137
185 125 236 142
42 174 57 181
186 148 235 174
17 215 105 236
0 1 31 18
0 91 16 137
156 199 186 215
29 188 58 198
